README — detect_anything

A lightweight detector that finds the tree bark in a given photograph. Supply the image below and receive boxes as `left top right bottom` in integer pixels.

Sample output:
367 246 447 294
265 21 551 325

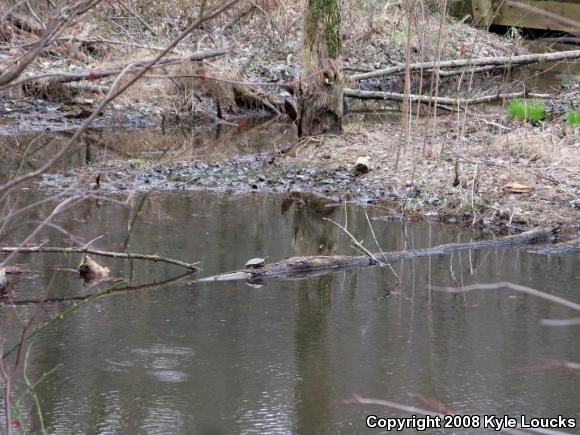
297 0 343 137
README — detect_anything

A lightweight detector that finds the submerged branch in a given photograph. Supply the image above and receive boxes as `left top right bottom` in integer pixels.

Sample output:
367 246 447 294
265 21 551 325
528 238 580 256
7 270 195 305
0 246 199 271
345 393 442 417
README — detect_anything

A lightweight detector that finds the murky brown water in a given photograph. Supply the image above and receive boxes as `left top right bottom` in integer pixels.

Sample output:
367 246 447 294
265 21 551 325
1 186 579 434
0 105 579 434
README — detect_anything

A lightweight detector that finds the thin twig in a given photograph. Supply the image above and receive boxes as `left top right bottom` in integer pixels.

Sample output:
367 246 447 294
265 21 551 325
0 246 199 271
116 0 157 36
364 210 400 282
323 217 382 265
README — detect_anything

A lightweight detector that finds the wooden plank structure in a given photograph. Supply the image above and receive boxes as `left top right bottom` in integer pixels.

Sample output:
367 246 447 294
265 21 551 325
454 0 580 33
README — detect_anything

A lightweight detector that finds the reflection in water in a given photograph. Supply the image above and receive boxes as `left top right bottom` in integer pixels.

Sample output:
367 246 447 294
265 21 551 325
0 117 295 184
0 190 578 433
282 192 338 255
294 275 332 435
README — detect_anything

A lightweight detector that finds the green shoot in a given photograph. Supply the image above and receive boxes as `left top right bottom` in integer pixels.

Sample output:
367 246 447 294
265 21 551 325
507 99 545 122
566 109 580 125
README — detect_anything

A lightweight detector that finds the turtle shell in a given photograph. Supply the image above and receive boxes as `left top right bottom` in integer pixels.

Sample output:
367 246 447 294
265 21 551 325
245 257 266 268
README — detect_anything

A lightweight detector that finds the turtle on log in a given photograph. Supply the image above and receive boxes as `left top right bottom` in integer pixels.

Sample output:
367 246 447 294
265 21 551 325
245 258 266 270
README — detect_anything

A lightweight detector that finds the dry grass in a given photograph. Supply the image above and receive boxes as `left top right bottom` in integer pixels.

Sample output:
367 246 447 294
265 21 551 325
281 111 579 229
491 128 578 164
171 62 240 113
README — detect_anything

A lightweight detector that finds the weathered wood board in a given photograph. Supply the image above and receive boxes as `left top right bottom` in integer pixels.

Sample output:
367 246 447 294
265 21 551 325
456 0 580 33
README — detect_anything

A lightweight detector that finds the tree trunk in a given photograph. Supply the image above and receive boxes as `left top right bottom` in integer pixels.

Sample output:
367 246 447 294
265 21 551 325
297 0 343 137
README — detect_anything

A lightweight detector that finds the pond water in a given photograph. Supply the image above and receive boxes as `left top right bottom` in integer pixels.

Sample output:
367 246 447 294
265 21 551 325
0 116 296 178
1 186 579 434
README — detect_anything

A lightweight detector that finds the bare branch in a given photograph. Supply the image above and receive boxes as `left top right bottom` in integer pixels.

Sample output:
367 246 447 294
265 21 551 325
323 217 382 265
0 49 228 92
0 245 199 271
0 0 104 86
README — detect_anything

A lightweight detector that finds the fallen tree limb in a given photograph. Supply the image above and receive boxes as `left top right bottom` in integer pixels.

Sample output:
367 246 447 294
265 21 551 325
528 238 580 256
0 245 199 271
344 89 551 107
201 227 555 281
0 48 227 92
437 65 505 77
0 0 104 87
64 81 109 93
0 268 6 292
350 49 580 82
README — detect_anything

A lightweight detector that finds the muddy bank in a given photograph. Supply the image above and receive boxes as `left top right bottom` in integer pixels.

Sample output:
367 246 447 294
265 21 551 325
0 97 155 135
43 153 395 205
40 116 579 237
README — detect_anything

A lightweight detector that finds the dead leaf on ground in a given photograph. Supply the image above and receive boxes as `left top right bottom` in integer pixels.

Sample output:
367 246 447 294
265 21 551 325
0 117 16 125
60 103 93 118
503 182 534 194
78 255 110 279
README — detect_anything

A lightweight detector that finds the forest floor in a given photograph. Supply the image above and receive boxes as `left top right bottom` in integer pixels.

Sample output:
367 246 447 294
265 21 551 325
2 2 579 236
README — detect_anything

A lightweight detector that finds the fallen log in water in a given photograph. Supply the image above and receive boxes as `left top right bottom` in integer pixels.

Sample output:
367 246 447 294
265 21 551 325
200 227 555 282
528 238 580 256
